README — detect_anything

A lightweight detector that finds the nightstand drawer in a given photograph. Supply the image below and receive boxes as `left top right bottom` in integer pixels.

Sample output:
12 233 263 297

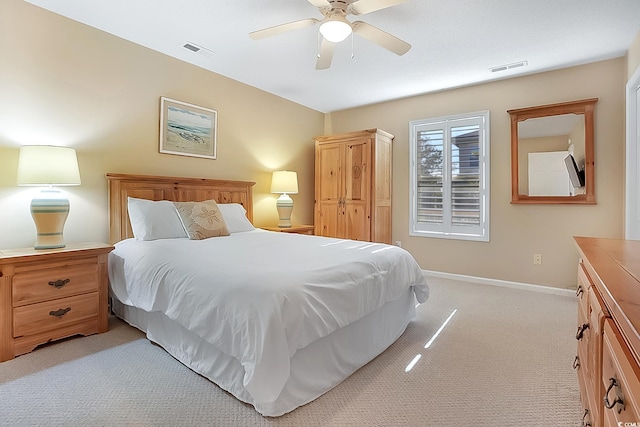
13 292 99 338
12 264 98 307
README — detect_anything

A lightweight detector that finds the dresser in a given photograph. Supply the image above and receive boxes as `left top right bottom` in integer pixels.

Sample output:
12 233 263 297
0 242 114 362
574 237 640 427
314 128 393 244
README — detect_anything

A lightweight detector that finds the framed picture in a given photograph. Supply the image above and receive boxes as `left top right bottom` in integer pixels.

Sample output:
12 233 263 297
159 97 217 159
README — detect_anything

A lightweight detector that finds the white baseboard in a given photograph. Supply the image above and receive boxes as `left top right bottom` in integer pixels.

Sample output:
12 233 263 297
423 270 576 298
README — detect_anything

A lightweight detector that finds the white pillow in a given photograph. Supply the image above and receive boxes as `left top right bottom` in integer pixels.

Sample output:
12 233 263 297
127 197 188 240
217 203 255 233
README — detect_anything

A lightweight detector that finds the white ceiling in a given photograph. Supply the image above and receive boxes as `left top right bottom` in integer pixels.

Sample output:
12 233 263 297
25 0 640 113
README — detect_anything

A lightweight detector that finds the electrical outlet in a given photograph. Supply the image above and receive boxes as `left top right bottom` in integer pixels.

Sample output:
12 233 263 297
533 254 542 265
395 241 402 248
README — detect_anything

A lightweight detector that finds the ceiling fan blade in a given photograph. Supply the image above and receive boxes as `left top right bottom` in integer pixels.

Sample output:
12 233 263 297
352 21 411 55
316 38 336 70
249 18 318 40
307 0 331 8
349 0 408 15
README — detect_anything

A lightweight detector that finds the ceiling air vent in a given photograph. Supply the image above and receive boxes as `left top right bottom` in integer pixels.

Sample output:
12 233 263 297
182 42 216 59
490 60 528 73
183 43 200 52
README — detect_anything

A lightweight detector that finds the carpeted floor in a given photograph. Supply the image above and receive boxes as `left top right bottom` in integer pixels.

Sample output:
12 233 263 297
0 277 582 426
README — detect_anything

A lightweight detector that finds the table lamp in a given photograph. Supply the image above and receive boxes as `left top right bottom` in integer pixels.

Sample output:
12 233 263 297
270 170 298 228
17 145 81 249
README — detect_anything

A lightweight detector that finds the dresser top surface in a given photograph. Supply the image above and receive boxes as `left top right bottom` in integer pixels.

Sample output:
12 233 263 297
575 237 640 283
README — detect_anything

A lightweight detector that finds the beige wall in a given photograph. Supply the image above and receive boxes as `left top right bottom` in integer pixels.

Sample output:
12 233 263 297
0 0 323 249
628 30 640 78
328 59 626 288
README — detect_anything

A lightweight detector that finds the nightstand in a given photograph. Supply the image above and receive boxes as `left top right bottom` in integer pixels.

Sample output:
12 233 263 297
0 242 114 362
262 225 315 235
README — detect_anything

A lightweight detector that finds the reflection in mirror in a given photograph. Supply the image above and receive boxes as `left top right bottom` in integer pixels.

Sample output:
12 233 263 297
508 98 597 204
518 114 585 196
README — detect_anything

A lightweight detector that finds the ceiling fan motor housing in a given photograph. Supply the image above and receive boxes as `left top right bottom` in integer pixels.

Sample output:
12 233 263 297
326 0 350 12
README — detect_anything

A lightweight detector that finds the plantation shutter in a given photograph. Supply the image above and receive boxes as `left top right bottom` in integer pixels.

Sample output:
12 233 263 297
410 112 489 241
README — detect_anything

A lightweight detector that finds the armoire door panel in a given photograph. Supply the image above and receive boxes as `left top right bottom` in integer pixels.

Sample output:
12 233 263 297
344 202 369 241
317 144 342 201
344 140 370 202
316 202 340 238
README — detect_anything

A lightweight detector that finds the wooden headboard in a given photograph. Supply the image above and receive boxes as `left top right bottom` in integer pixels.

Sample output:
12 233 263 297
107 173 255 244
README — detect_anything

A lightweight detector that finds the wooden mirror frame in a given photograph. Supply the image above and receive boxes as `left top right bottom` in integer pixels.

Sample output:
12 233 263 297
508 98 598 204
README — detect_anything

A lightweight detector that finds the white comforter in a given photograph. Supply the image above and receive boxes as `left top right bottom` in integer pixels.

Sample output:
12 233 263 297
108 230 429 404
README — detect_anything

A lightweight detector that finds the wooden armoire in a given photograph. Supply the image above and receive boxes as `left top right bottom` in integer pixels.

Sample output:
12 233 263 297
314 128 393 244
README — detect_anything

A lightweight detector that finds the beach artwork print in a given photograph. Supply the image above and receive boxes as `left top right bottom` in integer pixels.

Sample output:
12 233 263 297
160 97 217 159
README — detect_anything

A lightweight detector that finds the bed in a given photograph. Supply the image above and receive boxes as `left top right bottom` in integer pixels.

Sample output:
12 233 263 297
106 173 429 417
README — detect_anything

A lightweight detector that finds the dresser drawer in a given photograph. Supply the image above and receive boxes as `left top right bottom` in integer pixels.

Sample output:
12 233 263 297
13 292 99 338
12 263 98 307
577 263 591 316
601 319 640 426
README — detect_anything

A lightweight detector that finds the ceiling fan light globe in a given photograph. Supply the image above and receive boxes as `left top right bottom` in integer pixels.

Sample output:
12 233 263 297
319 20 352 43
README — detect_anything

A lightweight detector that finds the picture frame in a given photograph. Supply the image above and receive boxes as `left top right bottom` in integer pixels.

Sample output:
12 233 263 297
159 97 217 159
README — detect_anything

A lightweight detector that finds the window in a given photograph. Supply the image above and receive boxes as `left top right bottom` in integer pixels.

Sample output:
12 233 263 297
409 111 490 241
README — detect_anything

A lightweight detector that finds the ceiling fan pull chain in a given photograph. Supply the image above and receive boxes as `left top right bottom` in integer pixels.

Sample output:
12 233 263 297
351 32 355 59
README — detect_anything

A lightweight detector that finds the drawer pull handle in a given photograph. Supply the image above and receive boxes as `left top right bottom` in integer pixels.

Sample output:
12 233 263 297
49 278 70 289
576 285 584 297
581 409 591 427
49 307 71 318
604 377 625 412
573 355 580 369
575 323 590 340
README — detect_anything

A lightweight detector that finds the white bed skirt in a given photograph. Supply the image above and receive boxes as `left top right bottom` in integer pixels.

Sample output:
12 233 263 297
111 288 417 417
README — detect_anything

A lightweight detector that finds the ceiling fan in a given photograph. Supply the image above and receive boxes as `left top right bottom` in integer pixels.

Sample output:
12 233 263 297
249 0 411 70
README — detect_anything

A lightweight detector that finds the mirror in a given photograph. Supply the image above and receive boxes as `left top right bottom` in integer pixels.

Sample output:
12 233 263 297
508 98 597 204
